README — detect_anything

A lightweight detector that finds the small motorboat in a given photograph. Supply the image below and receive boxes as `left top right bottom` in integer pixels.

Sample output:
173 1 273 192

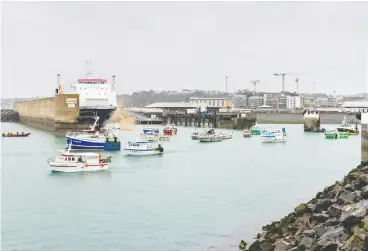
198 128 223 142
47 144 111 172
191 128 200 140
243 129 251 138
219 129 233 139
261 128 287 143
251 124 265 135
163 124 177 135
2 132 31 137
123 139 164 156
324 128 349 139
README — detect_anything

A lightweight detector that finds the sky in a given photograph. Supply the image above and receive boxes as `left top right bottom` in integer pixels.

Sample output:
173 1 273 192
2 1 368 98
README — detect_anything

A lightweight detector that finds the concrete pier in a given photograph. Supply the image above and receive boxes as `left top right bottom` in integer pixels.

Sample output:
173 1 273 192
362 113 368 164
14 94 91 136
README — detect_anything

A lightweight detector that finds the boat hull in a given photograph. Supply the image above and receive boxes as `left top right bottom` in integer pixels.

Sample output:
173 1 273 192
124 149 163 156
198 136 223 142
66 137 105 150
49 163 108 172
2 133 31 137
243 133 251 138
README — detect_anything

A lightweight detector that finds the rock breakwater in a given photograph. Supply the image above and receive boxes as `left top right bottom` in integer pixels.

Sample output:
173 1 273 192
1 109 20 122
241 163 368 251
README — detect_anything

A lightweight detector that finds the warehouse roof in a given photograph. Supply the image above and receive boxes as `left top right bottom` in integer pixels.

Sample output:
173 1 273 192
144 102 197 108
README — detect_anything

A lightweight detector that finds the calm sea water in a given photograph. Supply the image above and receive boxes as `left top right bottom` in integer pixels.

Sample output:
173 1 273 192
1 122 361 251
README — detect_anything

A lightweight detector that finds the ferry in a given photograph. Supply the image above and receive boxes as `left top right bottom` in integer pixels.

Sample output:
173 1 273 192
71 63 117 126
47 145 111 172
123 140 164 156
163 124 177 135
198 128 223 142
243 129 251 138
261 128 287 143
336 116 359 135
324 129 349 139
251 124 265 135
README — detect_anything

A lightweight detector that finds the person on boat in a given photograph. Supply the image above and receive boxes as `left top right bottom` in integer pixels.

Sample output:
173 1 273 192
2 133 4 137
78 156 82 162
21 131 24 135
16 132 19 136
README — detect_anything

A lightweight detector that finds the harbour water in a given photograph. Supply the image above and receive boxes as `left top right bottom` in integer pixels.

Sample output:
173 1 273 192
1 123 361 251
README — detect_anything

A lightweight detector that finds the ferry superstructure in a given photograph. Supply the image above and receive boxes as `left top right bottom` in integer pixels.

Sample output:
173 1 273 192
71 76 117 126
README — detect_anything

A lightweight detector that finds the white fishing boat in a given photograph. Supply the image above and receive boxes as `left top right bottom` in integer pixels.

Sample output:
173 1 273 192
198 128 223 142
336 115 359 135
219 129 233 139
47 144 111 172
261 128 287 143
123 138 164 156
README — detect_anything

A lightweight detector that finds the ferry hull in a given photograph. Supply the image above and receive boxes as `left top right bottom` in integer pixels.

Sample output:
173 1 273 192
79 108 116 126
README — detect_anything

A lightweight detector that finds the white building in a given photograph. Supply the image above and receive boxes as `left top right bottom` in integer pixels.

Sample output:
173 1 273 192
189 97 232 108
286 96 302 109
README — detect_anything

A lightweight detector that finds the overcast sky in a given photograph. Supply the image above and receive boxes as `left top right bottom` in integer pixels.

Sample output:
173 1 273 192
2 1 368 98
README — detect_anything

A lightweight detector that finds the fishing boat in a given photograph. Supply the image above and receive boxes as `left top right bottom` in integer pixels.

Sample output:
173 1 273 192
336 116 359 135
66 131 106 150
47 144 111 172
261 128 287 143
2 132 31 137
163 124 177 135
191 129 200 140
198 128 223 142
324 129 349 139
251 124 265 135
159 135 170 141
141 127 161 142
219 129 233 139
242 129 251 138
123 138 164 156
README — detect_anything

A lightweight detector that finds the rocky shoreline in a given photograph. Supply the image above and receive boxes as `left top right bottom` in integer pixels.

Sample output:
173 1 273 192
240 162 368 251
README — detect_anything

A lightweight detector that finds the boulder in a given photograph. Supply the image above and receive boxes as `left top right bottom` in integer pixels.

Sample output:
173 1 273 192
361 185 368 199
339 200 368 228
298 236 314 248
310 213 329 223
302 229 316 238
314 199 334 213
295 204 310 215
328 204 343 219
312 224 327 237
337 190 357 205
324 218 339 226
274 240 291 251
317 226 349 247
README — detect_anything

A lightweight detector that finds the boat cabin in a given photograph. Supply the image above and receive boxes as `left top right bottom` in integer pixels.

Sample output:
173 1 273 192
56 153 100 164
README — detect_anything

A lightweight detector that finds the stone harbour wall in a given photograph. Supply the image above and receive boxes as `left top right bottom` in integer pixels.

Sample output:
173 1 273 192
241 163 368 251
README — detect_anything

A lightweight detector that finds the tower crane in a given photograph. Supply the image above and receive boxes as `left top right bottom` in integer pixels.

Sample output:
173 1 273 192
249 80 260 93
273 73 302 92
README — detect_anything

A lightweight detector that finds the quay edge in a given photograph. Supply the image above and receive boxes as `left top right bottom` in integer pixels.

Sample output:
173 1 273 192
13 94 93 136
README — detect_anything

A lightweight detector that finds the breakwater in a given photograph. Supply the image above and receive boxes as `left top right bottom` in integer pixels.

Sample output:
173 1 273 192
14 94 90 136
242 162 368 251
1 109 20 122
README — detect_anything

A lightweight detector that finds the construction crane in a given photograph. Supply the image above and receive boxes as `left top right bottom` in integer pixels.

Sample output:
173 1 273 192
295 78 299 93
274 73 302 92
249 80 260 93
273 73 286 92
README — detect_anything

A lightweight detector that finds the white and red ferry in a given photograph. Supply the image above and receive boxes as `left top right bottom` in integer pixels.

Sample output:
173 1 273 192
163 124 177 135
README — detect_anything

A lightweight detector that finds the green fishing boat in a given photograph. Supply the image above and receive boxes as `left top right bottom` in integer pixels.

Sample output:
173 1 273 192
324 129 349 139
251 124 265 135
